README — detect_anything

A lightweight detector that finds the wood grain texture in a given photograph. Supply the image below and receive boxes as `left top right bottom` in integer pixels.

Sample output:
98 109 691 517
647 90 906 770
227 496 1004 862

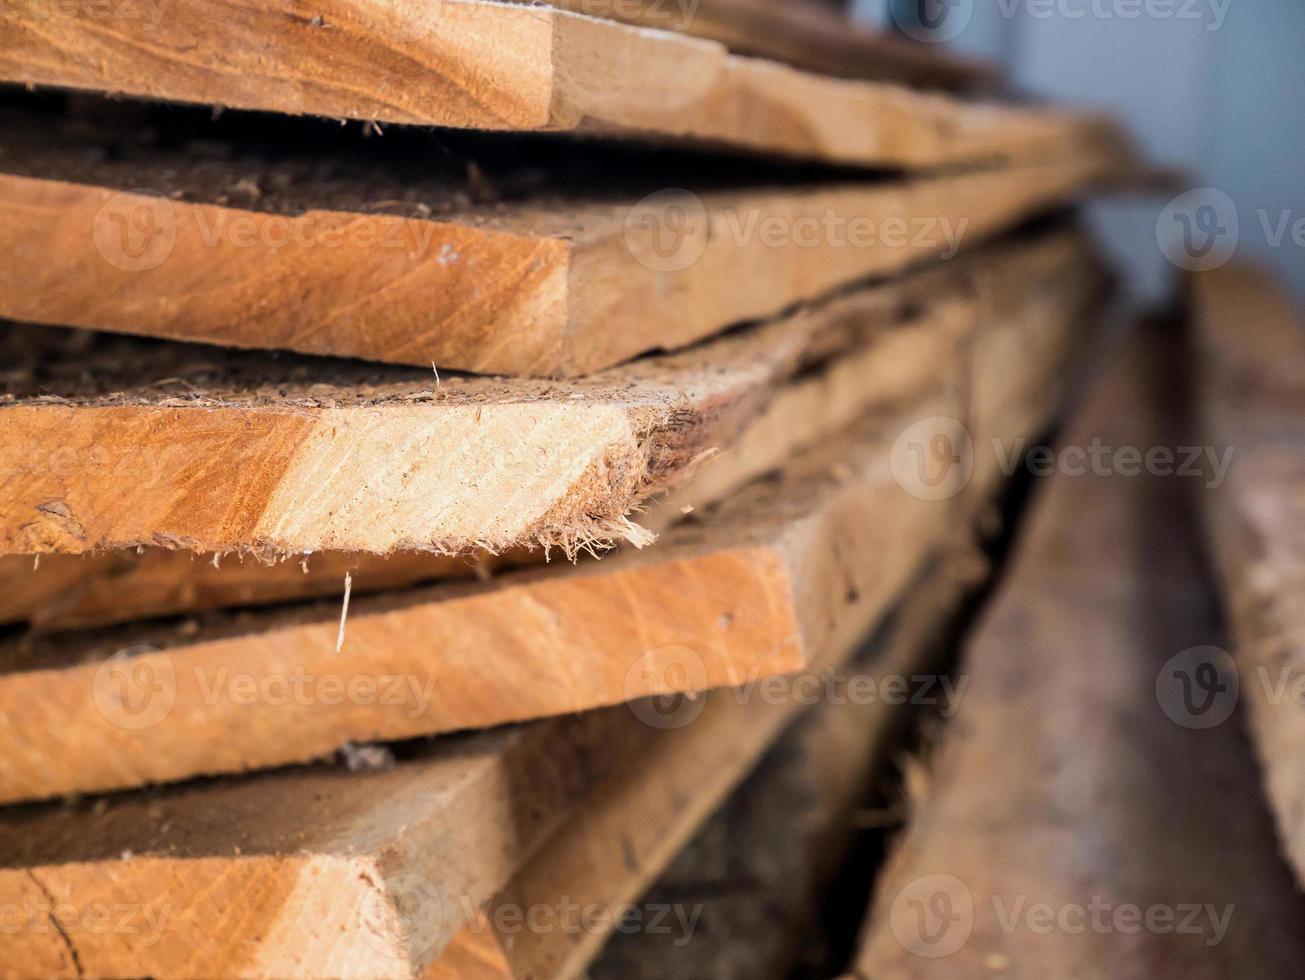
0 389 965 804
1194 263 1305 886
854 330 1305 978
542 0 996 90
0 133 1128 373
0 229 1089 630
0 398 966 978
0 229 1102 562
0 0 1095 167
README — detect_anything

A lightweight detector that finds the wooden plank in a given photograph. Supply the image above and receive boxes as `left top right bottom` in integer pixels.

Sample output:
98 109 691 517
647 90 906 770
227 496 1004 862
0 385 966 804
0 108 1128 373
0 398 966 979
853 330 1305 977
0 230 1095 630
0 230 1102 562
1194 263 1305 886
539 0 998 90
0 0 1103 168
0 708 656 980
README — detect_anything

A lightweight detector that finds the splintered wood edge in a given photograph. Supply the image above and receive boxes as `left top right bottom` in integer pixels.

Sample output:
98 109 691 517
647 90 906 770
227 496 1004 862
0 0 1111 168
0 286 857 558
0 150 1129 375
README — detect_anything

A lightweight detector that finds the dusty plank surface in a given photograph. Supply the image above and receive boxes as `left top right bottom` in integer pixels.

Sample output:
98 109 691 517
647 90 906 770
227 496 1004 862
0 400 967 979
1195 263 1305 884
0 390 965 804
541 0 996 89
0 0 1099 167
0 230 1101 562
0 105 1126 373
854 330 1305 978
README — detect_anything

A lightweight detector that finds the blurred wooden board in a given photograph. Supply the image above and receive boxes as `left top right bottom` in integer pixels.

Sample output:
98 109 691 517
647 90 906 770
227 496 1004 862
854 329 1305 977
0 111 1127 374
0 0 1089 168
0 401 964 978
543 0 997 90
1195 263 1305 886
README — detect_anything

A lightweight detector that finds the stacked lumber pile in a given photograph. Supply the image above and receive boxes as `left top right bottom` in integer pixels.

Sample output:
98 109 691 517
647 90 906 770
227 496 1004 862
0 1 1149 977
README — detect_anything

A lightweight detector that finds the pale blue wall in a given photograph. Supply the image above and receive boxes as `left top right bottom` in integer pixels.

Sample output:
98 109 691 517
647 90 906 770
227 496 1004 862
851 0 1305 304
1206 2 1305 301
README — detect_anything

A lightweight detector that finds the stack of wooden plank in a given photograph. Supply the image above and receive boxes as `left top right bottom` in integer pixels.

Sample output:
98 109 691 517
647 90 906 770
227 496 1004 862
830 271 1305 977
0 1 1138 976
